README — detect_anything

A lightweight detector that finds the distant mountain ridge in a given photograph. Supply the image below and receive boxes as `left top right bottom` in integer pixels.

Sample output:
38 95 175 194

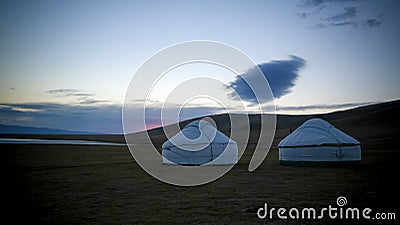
1 99 398 137
128 99 400 149
0 124 101 134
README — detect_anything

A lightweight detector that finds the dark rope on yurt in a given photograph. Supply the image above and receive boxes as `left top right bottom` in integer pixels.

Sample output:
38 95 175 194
328 126 343 159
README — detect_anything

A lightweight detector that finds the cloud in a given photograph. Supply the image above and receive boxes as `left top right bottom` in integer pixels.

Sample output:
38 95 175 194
46 88 80 95
326 6 357 21
0 101 379 133
10 106 42 113
142 105 222 131
0 102 123 133
227 55 306 102
329 20 358 28
0 102 224 133
297 0 383 29
77 98 110 105
307 23 327 30
46 88 94 97
296 4 326 18
46 88 109 105
0 104 42 113
0 104 42 112
364 18 381 27
298 0 360 8
276 101 375 112
298 0 325 8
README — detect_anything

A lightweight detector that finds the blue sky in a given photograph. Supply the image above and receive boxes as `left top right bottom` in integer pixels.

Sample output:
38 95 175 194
1 0 399 133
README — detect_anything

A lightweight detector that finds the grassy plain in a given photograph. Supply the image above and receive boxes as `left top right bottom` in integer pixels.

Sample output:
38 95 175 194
3 100 399 224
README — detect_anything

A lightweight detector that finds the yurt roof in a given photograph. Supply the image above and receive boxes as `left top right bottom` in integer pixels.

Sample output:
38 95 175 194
162 120 235 148
278 118 360 148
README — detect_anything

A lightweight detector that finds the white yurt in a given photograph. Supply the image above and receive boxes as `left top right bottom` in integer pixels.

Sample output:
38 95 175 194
278 118 361 164
162 119 238 165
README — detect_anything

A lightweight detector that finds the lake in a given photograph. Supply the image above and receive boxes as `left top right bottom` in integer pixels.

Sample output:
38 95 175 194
0 138 126 146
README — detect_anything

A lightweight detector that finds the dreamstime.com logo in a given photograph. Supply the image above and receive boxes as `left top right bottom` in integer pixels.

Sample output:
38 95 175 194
122 41 276 186
257 196 396 221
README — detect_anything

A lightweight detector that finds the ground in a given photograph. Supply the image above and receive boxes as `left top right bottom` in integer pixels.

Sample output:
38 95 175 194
2 101 399 224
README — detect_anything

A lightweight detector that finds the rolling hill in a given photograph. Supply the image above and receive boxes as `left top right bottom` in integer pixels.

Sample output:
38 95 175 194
0 124 100 134
132 99 400 149
2 99 398 148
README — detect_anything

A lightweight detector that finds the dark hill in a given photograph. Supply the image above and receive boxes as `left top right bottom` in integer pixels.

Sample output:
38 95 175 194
127 99 399 150
0 124 99 135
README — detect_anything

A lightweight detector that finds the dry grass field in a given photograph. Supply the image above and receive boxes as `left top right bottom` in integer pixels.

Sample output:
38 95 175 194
2 100 399 224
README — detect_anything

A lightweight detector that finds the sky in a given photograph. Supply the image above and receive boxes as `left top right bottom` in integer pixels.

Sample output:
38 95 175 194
1 0 400 133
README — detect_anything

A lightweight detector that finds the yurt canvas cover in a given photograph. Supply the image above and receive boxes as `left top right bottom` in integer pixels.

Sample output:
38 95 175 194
162 120 238 165
278 118 361 164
